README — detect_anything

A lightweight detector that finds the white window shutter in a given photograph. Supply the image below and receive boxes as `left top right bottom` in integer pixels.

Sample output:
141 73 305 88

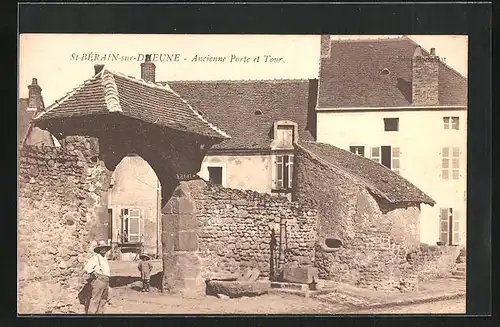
439 208 449 244
276 155 284 189
452 209 460 245
288 155 294 189
371 146 381 163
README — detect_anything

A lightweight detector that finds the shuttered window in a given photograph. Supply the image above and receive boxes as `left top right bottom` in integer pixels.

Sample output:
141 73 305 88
122 208 141 243
442 147 460 180
439 208 449 244
275 154 294 190
439 207 460 245
371 146 381 163
392 147 400 174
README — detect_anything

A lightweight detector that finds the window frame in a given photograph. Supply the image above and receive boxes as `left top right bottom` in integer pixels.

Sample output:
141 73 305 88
349 146 365 157
370 146 381 163
443 116 460 130
207 166 224 186
383 117 399 132
275 125 295 149
274 154 294 191
441 146 460 180
392 147 401 174
439 207 460 245
121 208 141 244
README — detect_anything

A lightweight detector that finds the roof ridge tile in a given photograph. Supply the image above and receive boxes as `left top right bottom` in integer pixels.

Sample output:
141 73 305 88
160 78 310 84
101 70 122 112
107 68 230 139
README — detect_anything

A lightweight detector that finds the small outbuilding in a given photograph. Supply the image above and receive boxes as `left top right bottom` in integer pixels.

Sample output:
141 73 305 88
293 141 436 290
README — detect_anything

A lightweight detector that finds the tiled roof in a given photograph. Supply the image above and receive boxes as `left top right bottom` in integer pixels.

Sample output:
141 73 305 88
297 141 436 205
318 36 468 108
162 80 316 150
18 98 34 146
34 68 230 140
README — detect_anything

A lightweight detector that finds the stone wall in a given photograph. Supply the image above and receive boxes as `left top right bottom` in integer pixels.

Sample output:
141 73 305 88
293 146 453 292
18 136 112 313
194 182 318 279
161 178 319 294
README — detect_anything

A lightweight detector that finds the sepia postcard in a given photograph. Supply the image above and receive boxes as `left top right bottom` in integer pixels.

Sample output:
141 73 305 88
18 34 468 315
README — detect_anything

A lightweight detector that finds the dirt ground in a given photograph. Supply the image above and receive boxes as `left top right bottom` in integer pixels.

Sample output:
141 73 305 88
104 283 346 314
96 280 464 315
348 297 466 315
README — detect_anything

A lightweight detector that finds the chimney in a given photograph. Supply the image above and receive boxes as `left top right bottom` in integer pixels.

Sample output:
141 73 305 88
320 35 332 59
94 64 105 75
27 78 44 111
412 46 439 106
141 54 156 82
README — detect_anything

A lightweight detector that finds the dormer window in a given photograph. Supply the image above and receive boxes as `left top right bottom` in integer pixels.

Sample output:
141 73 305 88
271 120 298 150
381 68 390 75
276 125 294 148
254 110 263 116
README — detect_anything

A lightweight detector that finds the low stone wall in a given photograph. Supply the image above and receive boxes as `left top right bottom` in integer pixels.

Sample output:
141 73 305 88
193 182 319 280
396 244 461 290
18 138 111 313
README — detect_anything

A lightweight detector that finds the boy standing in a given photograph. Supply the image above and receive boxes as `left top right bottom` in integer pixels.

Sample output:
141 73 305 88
138 254 153 292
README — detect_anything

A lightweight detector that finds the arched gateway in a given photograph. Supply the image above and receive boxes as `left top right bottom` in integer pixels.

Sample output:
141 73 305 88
31 65 230 293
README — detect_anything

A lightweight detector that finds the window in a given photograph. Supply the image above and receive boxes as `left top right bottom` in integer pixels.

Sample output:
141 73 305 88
384 118 399 131
275 154 294 190
443 116 459 130
208 166 223 185
392 147 401 174
275 125 294 148
439 208 460 245
441 147 460 180
371 146 381 163
121 208 141 243
371 146 401 174
349 146 365 157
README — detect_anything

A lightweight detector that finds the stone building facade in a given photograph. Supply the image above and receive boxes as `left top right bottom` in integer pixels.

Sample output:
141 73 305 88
293 141 459 291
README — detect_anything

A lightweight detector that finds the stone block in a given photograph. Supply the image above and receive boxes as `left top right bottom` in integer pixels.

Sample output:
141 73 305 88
237 268 260 282
206 280 270 298
282 266 318 284
174 231 198 251
178 213 198 231
163 213 179 233
163 197 195 214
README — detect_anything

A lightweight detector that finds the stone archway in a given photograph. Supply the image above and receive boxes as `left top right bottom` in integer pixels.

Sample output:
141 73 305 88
33 114 223 294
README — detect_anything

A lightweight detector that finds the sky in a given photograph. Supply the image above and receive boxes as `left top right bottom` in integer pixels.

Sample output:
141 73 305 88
18 34 467 106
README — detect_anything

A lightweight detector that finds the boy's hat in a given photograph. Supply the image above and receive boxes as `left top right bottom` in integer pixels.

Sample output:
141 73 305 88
94 240 112 253
139 254 151 260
